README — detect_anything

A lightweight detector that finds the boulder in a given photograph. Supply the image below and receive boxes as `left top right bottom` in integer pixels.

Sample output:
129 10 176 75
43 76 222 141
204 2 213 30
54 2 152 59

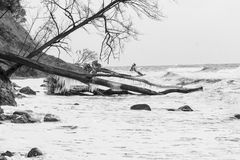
44 114 60 122
178 105 193 112
0 71 17 106
166 108 177 111
11 111 39 123
234 114 240 119
130 104 151 111
0 114 7 121
0 114 12 121
1 151 14 157
167 105 194 112
19 86 36 95
13 111 31 119
0 107 3 114
74 103 79 105
11 114 29 123
0 111 39 123
27 148 43 157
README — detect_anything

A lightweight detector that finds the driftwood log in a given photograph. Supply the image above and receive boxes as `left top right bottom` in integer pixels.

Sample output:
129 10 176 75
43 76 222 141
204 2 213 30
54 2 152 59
0 52 203 95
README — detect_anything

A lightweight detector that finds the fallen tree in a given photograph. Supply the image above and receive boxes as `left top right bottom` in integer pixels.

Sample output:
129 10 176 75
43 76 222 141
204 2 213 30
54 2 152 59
0 51 203 95
0 0 203 106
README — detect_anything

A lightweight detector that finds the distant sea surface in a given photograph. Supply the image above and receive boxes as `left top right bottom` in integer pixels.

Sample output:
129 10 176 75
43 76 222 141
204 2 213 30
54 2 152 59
1 63 240 160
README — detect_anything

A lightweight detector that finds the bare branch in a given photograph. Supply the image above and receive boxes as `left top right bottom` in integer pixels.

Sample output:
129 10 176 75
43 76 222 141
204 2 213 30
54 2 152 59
6 0 163 76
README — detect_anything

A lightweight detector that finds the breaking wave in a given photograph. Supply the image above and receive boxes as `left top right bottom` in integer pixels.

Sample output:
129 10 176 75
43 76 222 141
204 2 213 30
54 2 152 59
177 78 222 86
162 71 180 78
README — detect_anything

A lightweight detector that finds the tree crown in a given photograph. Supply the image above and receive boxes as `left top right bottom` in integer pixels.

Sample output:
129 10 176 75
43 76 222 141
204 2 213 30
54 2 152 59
0 0 26 23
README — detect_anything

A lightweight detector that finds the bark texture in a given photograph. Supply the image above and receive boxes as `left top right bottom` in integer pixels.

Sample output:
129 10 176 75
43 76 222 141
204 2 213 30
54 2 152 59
0 67 16 106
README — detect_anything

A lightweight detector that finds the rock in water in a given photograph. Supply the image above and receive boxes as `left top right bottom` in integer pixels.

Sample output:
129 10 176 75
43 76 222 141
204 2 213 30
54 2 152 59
40 84 46 87
13 111 31 119
166 108 177 111
0 114 5 121
178 105 193 112
11 111 39 123
1 151 14 157
130 104 151 111
27 148 43 157
19 86 36 95
234 114 240 119
0 107 3 114
44 114 60 122
0 114 12 121
11 114 29 123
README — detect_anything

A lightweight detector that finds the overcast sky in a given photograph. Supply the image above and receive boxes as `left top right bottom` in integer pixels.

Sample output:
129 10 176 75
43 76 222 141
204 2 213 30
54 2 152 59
25 0 240 66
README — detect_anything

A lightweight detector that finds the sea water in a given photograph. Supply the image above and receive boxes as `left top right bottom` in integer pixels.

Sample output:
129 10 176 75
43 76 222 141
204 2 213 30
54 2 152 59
1 64 240 160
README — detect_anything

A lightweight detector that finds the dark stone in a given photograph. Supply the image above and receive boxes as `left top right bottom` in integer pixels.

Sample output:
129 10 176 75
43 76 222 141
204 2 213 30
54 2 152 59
166 108 177 111
0 114 7 121
74 103 79 105
13 111 31 119
234 114 240 119
4 115 13 120
60 125 78 130
11 114 29 123
27 148 43 157
44 114 60 122
40 84 47 87
0 156 7 160
19 86 36 95
0 107 3 114
130 104 151 111
177 105 193 112
11 111 39 123
0 70 17 106
0 114 12 121
1 151 14 157
166 105 194 112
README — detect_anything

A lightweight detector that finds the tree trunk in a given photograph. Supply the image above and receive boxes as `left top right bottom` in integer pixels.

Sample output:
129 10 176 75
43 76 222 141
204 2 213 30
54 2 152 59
0 52 203 95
